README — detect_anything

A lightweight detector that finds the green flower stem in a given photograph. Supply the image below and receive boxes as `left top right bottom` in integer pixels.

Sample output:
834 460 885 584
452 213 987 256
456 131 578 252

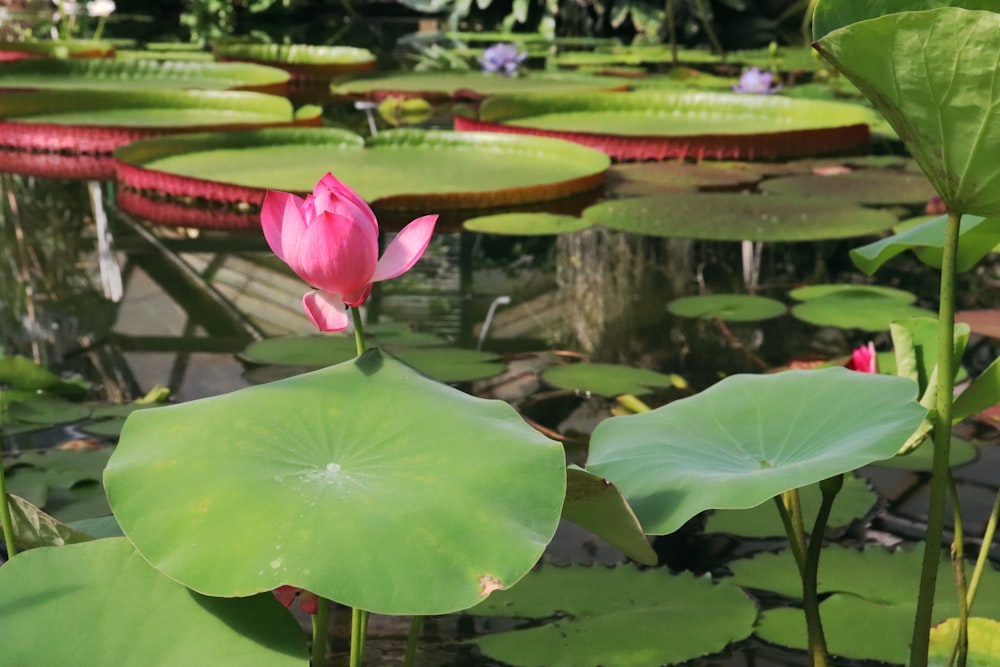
948 476 968 667
350 608 368 667
311 598 329 667
967 489 1000 610
351 307 366 356
911 209 962 666
404 616 424 667
0 388 16 559
775 488 807 574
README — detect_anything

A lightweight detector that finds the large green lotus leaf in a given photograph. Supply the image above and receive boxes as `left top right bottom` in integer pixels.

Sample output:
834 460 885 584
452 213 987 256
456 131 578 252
732 544 1000 664
114 127 609 209
334 70 627 99
929 618 1000 667
851 214 1000 275
605 161 763 197
791 294 936 331
582 193 898 241
468 565 757 667
562 466 658 566
0 58 290 92
812 0 999 40
704 474 877 539
587 368 926 535
0 89 303 127
463 212 592 236
757 171 937 206
815 8 1000 216
0 538 307 667
953 355 1000 424
666 294 786 322
104 350 566 614
541 362 685 397
8 493 95 550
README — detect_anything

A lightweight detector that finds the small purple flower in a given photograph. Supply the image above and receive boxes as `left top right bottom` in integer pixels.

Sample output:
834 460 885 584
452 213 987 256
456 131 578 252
732 67 781 94
480 43 527 76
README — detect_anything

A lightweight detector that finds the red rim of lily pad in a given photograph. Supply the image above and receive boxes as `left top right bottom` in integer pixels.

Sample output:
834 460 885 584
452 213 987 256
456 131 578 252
456 91 876 161
0 90 321 180
113 127 610 231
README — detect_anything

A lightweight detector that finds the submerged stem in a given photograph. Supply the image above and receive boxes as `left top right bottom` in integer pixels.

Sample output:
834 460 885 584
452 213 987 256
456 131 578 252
404 616 424 667
351 307 366 356
911 209 962 666
310 598 329 667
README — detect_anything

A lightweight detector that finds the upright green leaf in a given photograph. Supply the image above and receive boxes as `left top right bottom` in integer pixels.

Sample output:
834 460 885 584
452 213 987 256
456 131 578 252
812 0 999 40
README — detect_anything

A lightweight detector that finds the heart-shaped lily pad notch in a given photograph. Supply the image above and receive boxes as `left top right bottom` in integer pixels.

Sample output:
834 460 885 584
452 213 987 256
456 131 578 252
704 474 877 539
463 212 592 236
851 214 1000 276
729 544 1000 664
789 284 936 331
667 294 786 322
114 127 610 231
541 362 686 397
0 538 307 667
815 7 1000 216
587 368 926 535
582 193 898 241
758 170 938 206
105 350 566 614
459 91 880 161
605 161 763 197
468 565 757 667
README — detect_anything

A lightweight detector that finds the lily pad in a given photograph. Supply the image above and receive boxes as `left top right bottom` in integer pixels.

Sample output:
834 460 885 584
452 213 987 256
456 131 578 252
704 474 877 539
815 7 1000 216
758 170 937 206
789 285 936 332
0 538 307 667
0 39 115 59
605 161 763 197
582 193 898 242
929 618 1000 667
666 294 786 322
105 350 566 615
459 91 879 161
0 58 291 94
113 127 610 230
215 43 375 78
851 214 1000 276
468 565 757 667
541 362 685 397
729 544 1000 664
870 435 977 472
587 368 926 535
463 212 592 235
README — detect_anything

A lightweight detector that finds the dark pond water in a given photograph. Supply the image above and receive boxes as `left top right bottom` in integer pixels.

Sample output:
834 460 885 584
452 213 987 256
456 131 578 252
1 102 999 666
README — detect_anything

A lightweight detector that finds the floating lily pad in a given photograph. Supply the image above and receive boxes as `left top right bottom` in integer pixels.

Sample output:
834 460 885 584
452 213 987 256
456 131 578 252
0 39 115 59
240 334 359 367
382 347 506 384
929 618 1000 667
215 43 375 78
114 127 610 230
541 362 685 397
605 161 763 197
851 214 1000 276
729 544 1000 664
666 294 786 322
704 474 877 538
587 368 926 535
789 285 935 331
458 91 879 161
469 565 757 667
0 538 307 667
334 70 628 102
0 90 319 179
463 212 592 235
582 193 898 242
105 350 566 615
758 170 937 206
0 58 290 94
870 435 977 472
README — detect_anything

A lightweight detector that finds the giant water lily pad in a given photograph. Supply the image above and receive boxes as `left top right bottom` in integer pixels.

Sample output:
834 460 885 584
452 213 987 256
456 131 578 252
113 127 610 230
0 58 290 94
789 284 935 331
582 193 898 241
605 161 763 197
666 294 786 322
0 538 307 667
458 91 880 161
729 544 1000 664
815 7 1000 216
463 212 592 235
0 38 115 59
851 214 1000 275
587 368 926 535
215 43 375 76
104 350 566 615
468 565 757 667
758 170 937 206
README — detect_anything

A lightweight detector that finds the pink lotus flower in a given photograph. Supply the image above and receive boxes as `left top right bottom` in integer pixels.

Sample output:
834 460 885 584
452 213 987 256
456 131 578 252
845 342 877 374
273 585 319 614
261 173 437 331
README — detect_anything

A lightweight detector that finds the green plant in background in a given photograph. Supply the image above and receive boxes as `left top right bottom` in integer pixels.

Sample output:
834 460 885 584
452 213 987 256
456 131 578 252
812 1 1000 664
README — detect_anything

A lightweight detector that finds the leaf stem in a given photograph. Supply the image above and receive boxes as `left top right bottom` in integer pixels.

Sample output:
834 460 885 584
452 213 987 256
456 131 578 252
800 474 841 667
311 598 329 666
967 489 1000 610
404 616 424 667
350 608 368 667
775 488 807 574
911 209 962 666
0 387 16 559
948 476 968 667
351 307 366 356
